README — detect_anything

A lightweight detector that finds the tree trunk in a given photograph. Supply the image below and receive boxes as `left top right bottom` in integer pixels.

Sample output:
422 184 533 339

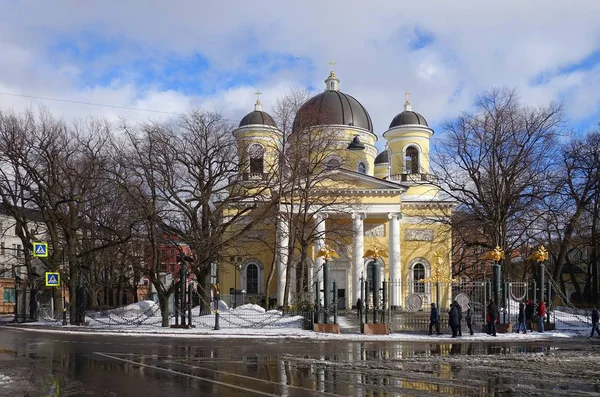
158 293 170 327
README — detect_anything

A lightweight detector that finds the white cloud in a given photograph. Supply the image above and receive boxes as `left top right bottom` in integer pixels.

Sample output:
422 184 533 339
0 0 599 142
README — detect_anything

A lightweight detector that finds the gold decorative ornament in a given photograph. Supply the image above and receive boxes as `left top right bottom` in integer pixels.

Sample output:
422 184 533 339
316 244 339 261
482 246 505 262
420 251 455 283
363 245 388 260
527 245 549 263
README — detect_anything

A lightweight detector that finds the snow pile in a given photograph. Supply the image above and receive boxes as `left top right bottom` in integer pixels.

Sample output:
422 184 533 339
99 300 160 318
83 301 305 329
232 304 265 313
0 374 11 385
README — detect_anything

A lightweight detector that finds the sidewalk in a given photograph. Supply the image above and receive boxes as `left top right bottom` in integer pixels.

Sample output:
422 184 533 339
5 320 591 342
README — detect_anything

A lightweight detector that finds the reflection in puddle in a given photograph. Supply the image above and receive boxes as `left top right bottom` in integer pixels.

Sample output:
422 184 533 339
0 331 596 397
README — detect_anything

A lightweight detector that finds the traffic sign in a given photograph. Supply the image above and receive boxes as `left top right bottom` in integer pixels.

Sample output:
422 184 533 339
45 272 60 287
33 242 48 257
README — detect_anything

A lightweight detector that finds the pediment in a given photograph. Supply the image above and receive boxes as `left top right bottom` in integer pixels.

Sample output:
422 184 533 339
326 169 407 193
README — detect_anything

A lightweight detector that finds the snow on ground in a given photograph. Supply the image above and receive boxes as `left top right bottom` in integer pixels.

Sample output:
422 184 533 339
20 303 596 341
0 374 11 385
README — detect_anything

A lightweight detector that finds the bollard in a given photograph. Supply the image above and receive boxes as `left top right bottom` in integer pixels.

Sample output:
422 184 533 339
62 308 67 326
214 308 220 330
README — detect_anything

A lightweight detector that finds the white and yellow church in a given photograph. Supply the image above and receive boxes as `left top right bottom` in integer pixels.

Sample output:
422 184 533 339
223 68 454 311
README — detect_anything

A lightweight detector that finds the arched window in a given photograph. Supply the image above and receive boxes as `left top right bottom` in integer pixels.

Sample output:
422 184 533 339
330 82 335 90
405 146 419 174
357 162 366 174
413 263 425 293
246 264 259 294
326 157 341 169
249 144 265 174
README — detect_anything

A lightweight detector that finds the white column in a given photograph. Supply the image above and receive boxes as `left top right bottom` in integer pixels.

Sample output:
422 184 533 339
352 212 365 306
313 214 327 294
276 214 289 307
388 212 401 308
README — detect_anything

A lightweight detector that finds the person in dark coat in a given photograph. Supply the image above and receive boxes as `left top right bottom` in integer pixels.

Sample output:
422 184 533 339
590 306 600 338
429 302 440 335
525 300 535 331
356 298 363 319
514 301 526 334
454 300 463 336
449 303 460 337
465 304 474 335
487 300 498 336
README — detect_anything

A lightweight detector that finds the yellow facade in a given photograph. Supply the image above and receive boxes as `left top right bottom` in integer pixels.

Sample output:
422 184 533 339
222 72 453 312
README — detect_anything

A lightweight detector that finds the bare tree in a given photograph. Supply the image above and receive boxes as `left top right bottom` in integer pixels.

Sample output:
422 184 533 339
432 87 563 275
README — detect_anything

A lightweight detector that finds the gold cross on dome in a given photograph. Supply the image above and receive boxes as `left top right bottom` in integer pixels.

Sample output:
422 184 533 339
328 60 336 69
405 91 411 102
255 90 262 101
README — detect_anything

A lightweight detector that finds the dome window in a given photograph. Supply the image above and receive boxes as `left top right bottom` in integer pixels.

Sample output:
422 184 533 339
248 144 265 174
326 157 341 169
357 161 366 174
405 146 419 174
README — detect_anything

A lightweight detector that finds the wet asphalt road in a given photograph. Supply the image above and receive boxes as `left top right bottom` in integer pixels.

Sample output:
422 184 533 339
0 326 599 397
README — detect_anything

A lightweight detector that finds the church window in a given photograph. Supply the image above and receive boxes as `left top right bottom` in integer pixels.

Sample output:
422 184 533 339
357 162 366 174
330 82 335 90
246 263 259 294
405 146 419 174
413 263 425 293
248 144 265 174
326 157 341 169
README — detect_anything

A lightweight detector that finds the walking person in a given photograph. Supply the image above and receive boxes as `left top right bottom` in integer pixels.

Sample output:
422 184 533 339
514 301 527 334
454 300 463 336
525 300 535 332
487 300 498 336
466 304 474 335
449 303 460 338
590 306 600 338
356 298 363 319
429 302 440 335
537 300 546 333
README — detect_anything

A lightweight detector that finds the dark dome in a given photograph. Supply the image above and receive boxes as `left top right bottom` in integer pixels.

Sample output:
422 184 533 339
239 110 277 128
389 110 428 128
293 91 373 133
374 151 389 164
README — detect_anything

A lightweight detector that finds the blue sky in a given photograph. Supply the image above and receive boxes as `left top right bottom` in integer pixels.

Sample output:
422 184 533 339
0 1 599 148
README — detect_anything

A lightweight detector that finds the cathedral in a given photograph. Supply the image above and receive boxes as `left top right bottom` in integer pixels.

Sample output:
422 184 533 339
222 67 454 311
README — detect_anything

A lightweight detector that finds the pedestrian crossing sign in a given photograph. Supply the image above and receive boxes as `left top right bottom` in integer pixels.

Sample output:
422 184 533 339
33 242 48 257
45 272 60 287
